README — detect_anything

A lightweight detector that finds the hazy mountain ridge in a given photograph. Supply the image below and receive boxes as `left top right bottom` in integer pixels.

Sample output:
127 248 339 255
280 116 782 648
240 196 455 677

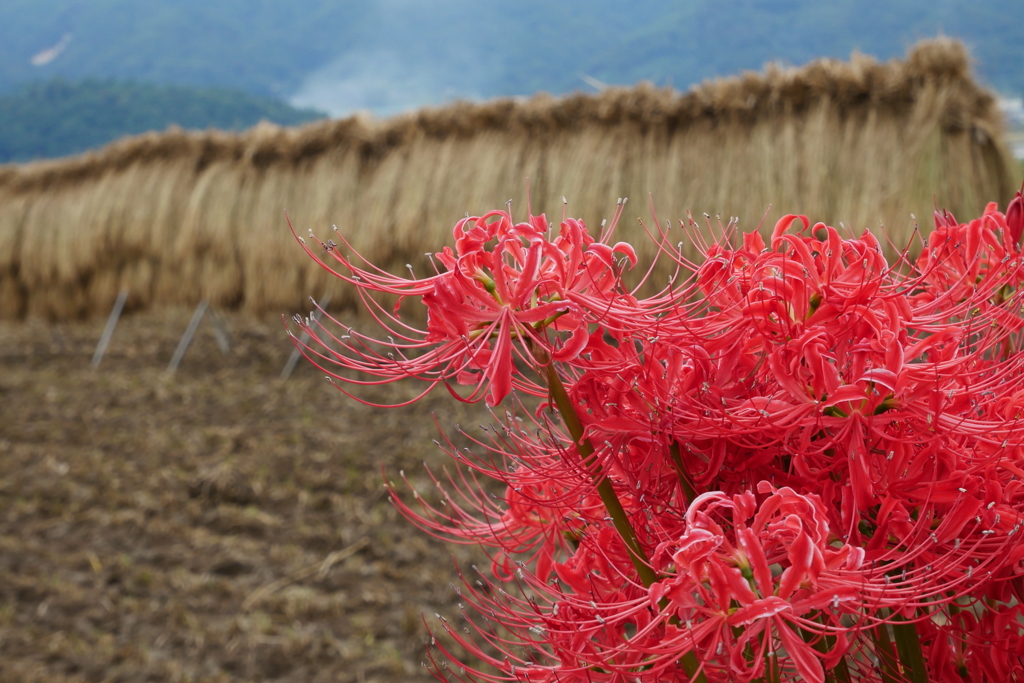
4 0 1021 112
0 79 324 163
1 0 1021 161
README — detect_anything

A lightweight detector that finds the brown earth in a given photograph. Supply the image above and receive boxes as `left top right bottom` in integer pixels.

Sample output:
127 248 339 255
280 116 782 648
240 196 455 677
0 309 500 683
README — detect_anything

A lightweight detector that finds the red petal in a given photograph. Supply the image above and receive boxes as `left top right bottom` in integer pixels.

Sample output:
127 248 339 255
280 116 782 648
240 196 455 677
550 324 590 362
1008 191 1023 247
777 617 825 683
771 214 810 250
728 595 791 625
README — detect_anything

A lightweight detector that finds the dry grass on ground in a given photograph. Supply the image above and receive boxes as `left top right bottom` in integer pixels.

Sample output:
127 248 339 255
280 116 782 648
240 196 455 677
0 309 500 683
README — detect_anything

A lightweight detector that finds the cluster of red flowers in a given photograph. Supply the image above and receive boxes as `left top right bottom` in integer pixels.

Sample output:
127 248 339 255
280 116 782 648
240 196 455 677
290 187 1024 683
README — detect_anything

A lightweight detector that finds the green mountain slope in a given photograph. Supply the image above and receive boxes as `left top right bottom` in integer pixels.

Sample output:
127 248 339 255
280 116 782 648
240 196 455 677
0 79 324 163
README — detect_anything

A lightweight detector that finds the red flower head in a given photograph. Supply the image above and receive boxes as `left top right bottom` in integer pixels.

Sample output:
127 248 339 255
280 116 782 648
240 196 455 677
288 204 637 405
292 197 1024 683
648 484 864 683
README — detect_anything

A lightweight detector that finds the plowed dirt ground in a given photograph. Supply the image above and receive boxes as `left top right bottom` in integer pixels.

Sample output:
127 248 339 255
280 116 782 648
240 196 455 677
0 309 497 683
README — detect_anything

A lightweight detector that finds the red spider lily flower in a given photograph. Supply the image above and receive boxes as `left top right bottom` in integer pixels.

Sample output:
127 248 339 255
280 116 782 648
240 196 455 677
919 603 1024 683
293 194 1024 683
288 206 638 405
646 485 864 683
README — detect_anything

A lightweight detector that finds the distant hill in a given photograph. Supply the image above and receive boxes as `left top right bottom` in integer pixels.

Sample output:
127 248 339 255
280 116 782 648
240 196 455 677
0 79 325 163
0 1 368 99
2 1 1022 117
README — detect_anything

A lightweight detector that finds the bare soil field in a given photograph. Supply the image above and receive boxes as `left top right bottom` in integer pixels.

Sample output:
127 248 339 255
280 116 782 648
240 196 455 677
0 309 496 683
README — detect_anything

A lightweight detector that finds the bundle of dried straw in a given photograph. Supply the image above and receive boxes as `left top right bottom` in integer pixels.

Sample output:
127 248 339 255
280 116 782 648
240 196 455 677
0 38 1015 320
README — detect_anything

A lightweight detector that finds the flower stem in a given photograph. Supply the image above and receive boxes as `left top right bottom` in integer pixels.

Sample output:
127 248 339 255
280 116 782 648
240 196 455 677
891 615 927 683
826 649 852 683
799 614 852 683
543 361 707 683
669 441 698 505
761 651 781 683
544 362 660 588
871 619 901 683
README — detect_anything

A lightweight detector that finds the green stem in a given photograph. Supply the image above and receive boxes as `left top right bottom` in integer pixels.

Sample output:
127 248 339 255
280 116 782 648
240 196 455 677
544 363 708 683
679 651 705 682
826 645 852 683
545 362 659 588
669 441 698 505
763 651 781 683
891 615 928 683
871 619 901 683
800 620 852 683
